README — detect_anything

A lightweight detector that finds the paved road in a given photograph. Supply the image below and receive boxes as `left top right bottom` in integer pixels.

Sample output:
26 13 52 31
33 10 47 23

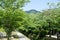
16 31 30 40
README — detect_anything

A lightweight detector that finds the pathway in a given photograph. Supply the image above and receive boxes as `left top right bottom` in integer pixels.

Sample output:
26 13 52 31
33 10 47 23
16 31 30 40
46 35 57 38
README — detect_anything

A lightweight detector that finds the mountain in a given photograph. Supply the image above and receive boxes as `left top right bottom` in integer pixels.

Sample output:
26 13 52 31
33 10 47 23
25 9 40 13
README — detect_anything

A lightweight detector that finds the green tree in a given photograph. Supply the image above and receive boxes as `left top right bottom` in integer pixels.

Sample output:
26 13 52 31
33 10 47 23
0 0 29 40
0 0 29 9
0 8 26 40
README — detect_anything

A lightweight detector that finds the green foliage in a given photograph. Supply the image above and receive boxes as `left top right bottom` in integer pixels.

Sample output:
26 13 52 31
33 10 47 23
0 0 60 40
1 9 25 31
0 0 29 9
0 28 4 32
18 5 60 40
0 8 26 40
0 0 29 40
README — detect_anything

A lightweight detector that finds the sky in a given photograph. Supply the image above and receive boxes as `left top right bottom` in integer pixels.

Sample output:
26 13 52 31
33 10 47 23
23 0 59 11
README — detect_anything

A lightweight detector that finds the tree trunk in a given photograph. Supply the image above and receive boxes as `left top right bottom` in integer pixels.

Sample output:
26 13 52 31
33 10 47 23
7 32 11 40
57 32 59 40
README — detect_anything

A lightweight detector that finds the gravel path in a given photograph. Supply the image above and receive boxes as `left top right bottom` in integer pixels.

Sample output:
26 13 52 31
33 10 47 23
0 31 30 40
46 35 57 38
16 31 30 40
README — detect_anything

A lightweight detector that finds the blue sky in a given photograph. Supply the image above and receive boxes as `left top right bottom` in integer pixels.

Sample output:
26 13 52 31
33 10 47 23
23 0 59 11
